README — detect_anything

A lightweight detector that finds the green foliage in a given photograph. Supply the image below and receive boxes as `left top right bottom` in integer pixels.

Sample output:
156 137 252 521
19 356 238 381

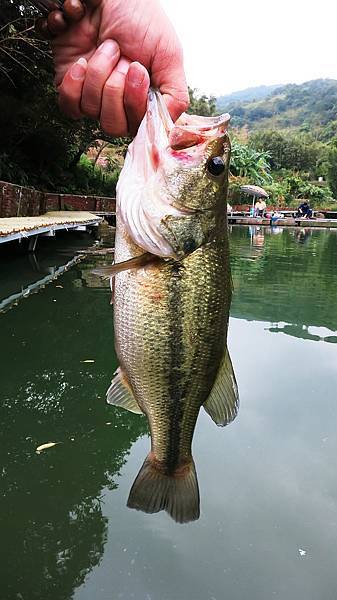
223 79 337 140
58 155 120 196
242 128 336 205
0 153 29 186
217 84 280 112
327 146 337 198
249 130 325 176
230 140 272 185
188 87 216 116
264 174 332 206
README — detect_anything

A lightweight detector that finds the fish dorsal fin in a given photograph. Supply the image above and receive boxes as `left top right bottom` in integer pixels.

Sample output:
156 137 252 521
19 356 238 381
107 368 143 414
203 347 239 426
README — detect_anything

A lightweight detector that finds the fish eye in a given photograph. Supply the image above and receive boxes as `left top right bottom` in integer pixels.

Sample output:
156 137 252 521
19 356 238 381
207 156 225 176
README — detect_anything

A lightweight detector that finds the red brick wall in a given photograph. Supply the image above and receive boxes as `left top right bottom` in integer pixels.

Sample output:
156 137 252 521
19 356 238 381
231 204 291 212
0 180 116 217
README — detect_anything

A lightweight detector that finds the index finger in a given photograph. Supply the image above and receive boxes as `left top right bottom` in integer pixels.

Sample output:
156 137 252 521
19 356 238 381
58 57 87 118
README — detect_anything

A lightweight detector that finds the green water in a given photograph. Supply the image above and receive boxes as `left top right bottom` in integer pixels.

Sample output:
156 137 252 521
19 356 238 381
1 226 337 600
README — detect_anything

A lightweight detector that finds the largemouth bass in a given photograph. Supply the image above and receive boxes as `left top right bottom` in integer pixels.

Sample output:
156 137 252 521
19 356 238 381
95 90 238 523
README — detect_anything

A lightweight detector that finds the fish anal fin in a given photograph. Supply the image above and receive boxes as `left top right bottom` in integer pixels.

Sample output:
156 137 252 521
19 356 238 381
107 367 143 414
92 253 156 280
127 454 200 524
203 347 239 426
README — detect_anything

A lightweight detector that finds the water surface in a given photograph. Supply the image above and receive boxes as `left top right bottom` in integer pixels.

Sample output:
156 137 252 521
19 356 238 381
1 226 337 600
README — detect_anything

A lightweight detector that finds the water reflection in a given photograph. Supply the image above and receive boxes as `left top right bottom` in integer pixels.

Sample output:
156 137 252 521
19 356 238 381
0 232 96 313
294 227 312 245
0 267 147 600
230 226 337 338
1 226 337 600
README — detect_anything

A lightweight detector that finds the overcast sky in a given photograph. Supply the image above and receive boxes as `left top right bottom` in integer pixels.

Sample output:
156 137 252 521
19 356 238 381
161 0 337 96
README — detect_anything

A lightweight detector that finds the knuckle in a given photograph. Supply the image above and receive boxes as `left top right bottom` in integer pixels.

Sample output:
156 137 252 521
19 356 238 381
100 118 127 138
81 102 100 119
104 81 122 96
88 65 109 79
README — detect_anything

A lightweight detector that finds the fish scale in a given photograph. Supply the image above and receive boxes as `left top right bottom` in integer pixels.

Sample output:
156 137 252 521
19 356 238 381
114 218 231 465
98 91 238 523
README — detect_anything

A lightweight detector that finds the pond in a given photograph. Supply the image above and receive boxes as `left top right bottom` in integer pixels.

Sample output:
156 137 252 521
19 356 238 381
1 225 337 600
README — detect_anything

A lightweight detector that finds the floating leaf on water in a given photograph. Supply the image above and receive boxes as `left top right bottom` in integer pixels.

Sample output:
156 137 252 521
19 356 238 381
56 285 63 289
106 422 112 425
81 359 95 363
36 442 59 454
298 548 306 556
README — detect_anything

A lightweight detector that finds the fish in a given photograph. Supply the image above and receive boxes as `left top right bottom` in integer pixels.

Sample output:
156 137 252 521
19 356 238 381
94 90 239 523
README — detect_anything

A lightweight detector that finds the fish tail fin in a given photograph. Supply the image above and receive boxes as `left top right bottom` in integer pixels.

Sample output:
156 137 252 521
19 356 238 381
127 454 200 524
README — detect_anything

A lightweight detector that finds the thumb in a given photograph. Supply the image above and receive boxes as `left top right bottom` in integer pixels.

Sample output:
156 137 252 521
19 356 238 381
162 87 190 124
151 47 189 122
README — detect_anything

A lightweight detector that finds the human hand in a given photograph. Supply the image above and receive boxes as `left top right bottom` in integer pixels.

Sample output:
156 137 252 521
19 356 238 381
42 0 189 136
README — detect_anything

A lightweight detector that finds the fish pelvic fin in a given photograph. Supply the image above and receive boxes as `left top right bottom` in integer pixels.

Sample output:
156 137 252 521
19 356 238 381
92 253 156 279
127 454 200 524
203 347 239 426
107 367 143 414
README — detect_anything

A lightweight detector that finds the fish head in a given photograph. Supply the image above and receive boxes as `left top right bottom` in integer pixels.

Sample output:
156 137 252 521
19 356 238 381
164 112 231 212
117 90 231 258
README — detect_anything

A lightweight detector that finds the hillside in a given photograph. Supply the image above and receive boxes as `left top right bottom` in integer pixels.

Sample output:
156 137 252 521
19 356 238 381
216 84 280 111
219 79 337 140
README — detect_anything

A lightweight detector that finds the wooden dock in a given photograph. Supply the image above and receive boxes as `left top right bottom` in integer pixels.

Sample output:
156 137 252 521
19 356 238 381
228 214 337 228
0 211 102 246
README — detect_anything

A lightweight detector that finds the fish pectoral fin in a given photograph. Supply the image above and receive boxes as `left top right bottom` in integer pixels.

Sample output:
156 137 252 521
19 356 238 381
107 368 143 414
203 347 239 426
127 454 200 524
92 253 156 280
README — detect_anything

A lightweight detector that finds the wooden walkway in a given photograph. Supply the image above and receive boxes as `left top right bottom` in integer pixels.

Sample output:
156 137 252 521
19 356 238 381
0 211 102 245
228 215 337 228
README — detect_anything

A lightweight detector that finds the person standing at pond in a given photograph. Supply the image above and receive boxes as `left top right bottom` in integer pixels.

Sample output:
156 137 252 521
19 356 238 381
37 0 189 137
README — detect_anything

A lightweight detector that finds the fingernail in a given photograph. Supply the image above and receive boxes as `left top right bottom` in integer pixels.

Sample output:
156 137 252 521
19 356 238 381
98 39 119 57
128 64 146 87
71 58 87 80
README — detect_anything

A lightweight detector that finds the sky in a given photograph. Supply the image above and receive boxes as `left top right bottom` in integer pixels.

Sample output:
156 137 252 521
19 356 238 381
161 0 337 96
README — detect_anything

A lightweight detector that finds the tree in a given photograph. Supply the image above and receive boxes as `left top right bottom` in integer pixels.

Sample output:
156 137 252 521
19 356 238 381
188 87 216 116
0 1 123 193
230 140 272 185
249 130 324 176
327 146 337 199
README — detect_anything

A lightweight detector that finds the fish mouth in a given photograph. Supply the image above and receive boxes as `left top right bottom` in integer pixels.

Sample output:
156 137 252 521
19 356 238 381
168 112 230 152
150 88 230 153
